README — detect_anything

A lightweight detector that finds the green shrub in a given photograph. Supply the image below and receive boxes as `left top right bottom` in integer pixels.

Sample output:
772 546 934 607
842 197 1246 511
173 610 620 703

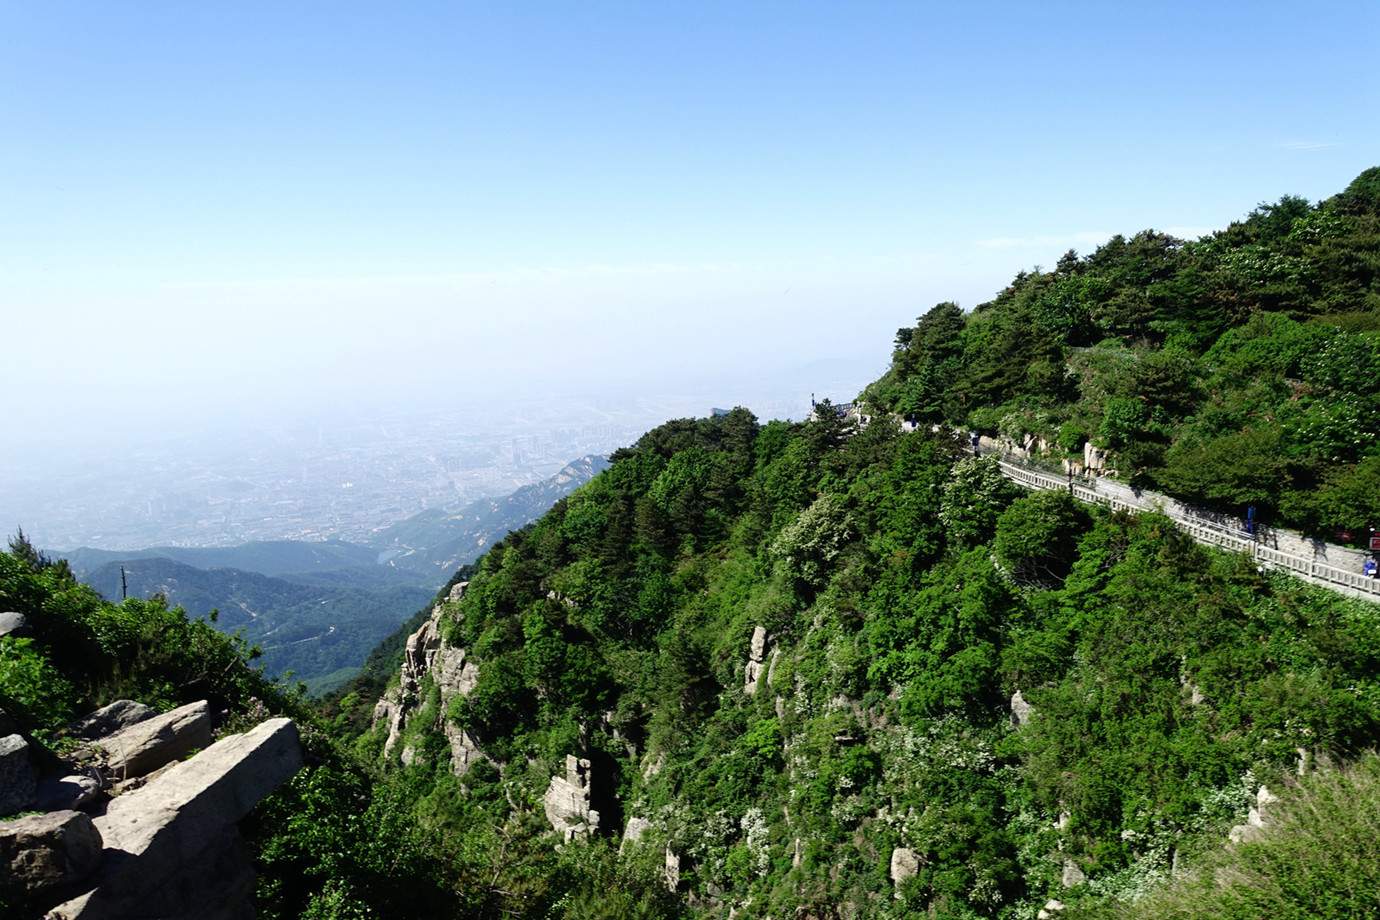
0 636 75 740
1100 756 1380 920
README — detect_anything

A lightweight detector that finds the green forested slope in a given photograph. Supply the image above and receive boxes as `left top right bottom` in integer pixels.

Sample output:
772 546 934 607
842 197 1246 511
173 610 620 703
866 167 1380 540
300 405 1380 919
59 540 380 580
81 557 433 687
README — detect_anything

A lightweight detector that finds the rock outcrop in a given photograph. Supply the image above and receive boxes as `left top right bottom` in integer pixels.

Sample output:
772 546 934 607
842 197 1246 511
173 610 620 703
622 816 652 846
372 583 486 775
744 626 771 695
1229 784 1279 844
0 810 102 901
47 717 303 920
890 847 920 897
0 734 38 816
1010 690 1035 728
543 755 599 841
1083 441 1110 475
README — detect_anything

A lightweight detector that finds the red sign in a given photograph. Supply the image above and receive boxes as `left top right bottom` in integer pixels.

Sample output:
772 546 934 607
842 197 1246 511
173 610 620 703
1371 535 1380 551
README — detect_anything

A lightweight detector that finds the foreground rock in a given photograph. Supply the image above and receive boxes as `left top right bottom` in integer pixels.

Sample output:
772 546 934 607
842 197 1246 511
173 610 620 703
0 810 102 900
69 701 154 743
0 734 38 816
47 717 303 920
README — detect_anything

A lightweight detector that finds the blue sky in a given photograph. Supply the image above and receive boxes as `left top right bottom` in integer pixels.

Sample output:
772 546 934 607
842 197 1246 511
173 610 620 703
2 1 1377 449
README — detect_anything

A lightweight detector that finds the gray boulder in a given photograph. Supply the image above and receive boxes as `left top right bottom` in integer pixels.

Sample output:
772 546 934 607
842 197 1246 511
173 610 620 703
890 847 920 897
623 816 652 846
70 701 155 742
97 700 211 780
744 626 770 695
1010 690 1036 728
0 611 31 639
0 809 103 900
0 734 37 816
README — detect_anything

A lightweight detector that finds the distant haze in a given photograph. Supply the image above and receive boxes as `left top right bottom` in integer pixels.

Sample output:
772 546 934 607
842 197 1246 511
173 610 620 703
3 360 879 551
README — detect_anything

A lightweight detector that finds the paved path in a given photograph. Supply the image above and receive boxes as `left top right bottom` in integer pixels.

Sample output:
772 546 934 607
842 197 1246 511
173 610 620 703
982 448 1380 604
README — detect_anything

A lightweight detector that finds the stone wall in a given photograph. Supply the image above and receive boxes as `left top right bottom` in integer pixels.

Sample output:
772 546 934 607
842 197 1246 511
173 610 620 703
1 699 303 920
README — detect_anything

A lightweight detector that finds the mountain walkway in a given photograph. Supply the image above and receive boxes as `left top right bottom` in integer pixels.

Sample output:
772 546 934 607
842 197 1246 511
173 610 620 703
977 442 1380 604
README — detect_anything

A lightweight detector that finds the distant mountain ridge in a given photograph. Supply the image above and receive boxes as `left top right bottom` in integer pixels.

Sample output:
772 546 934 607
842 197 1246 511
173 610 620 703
62 540 379 580
82 557 433 691
371 454 610 576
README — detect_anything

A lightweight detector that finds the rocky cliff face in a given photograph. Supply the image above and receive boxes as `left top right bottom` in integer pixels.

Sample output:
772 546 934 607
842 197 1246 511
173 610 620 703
371 582 486 775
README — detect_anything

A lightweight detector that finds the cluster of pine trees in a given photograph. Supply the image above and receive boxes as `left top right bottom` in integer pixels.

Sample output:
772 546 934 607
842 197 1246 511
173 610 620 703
869 167 1380 540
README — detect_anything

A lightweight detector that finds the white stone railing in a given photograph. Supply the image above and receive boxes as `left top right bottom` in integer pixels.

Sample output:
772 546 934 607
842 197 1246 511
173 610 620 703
976 445 1380 603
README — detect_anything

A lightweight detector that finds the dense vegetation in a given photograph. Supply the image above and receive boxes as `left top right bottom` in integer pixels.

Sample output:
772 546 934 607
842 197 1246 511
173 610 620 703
327 389 1380 918
866 167 1380 541
0 533 287 746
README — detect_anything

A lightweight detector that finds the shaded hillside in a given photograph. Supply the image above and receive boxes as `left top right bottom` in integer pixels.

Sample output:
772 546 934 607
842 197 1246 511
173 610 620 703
83 558 432 688
61 539 379 579
53 457 612 693
371 455 609 576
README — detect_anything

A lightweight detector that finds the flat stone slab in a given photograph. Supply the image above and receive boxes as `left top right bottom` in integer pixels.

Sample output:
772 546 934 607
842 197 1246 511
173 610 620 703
98 700 211 780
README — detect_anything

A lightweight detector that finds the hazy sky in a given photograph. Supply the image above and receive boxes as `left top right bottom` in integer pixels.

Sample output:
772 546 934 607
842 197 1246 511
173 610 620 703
3 1 1377 452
